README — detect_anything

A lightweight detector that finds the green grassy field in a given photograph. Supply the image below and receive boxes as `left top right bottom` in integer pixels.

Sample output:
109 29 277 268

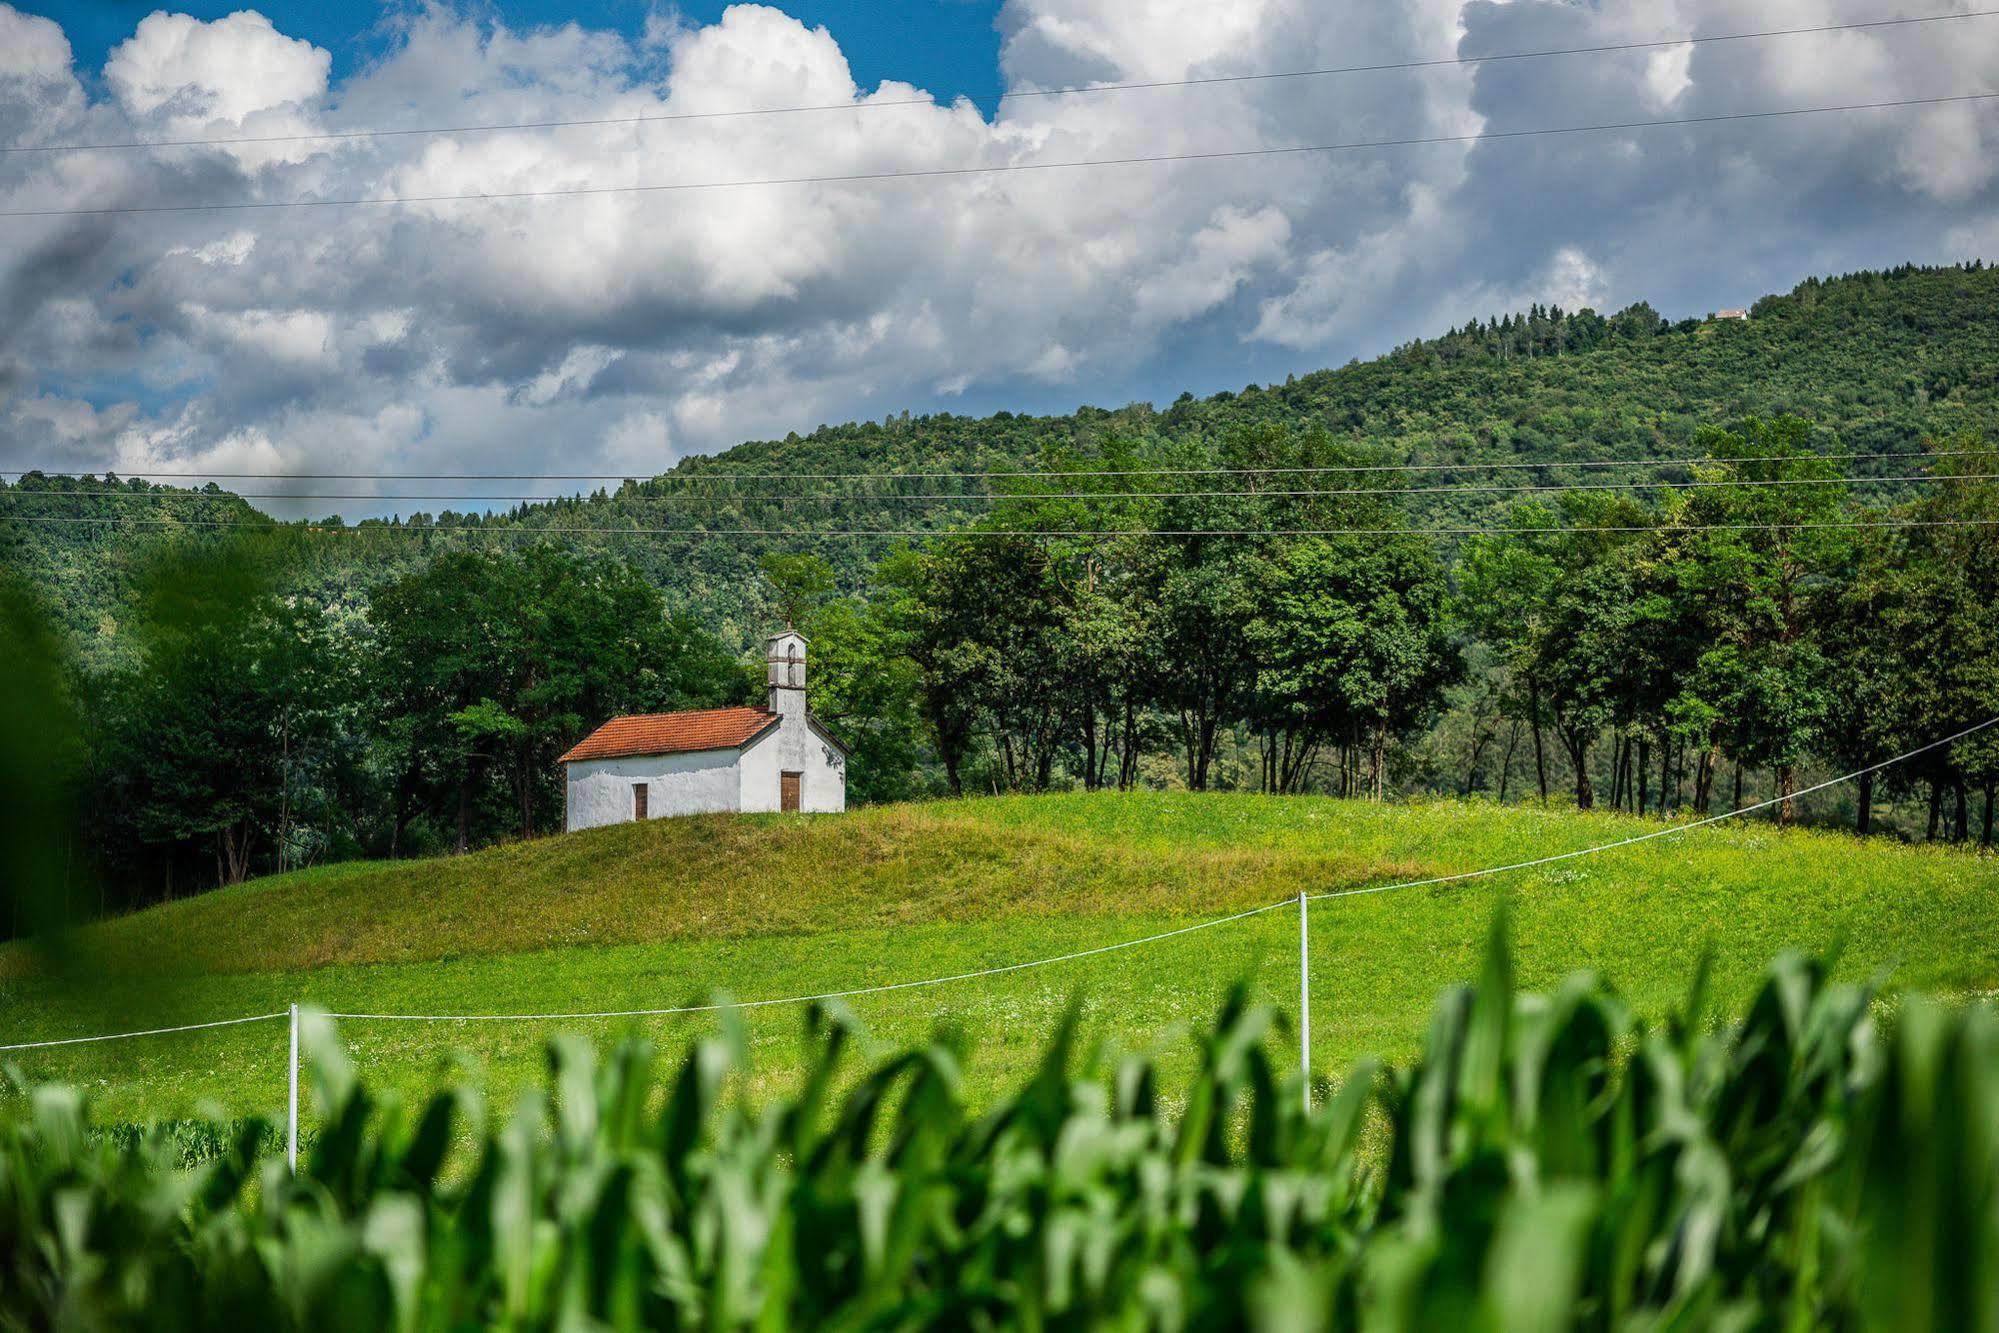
4 792 1996 1129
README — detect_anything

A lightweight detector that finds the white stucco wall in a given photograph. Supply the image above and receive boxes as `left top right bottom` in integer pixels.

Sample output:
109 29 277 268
564 749 744 831
737 709 847 813
562 714 846 831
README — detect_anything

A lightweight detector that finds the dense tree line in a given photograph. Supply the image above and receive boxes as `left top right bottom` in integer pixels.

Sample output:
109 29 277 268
6 263 1999 933
781 421 1999 838
4 418 1994 936
0 545 750 927
1458 422 1999 836
820 426 1464 798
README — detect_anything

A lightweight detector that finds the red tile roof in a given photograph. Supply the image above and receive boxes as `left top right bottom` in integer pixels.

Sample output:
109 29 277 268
559 707 779 764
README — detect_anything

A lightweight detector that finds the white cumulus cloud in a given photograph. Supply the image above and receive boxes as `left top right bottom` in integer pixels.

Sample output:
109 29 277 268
0 0 1992 513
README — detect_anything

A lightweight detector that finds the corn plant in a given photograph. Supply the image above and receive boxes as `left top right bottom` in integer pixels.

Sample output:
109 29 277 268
2 917 1995 1329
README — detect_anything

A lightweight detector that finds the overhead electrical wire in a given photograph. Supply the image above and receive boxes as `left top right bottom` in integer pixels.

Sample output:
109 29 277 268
5 514 1997 539
4 92 1993 220
1306 715 1999 905
1000 9 1999 98
5 448 1987 484
3 470 1992 506
6 8 1992 157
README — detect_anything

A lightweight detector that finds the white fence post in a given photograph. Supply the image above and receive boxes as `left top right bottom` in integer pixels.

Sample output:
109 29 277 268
1298 890 1311 1114
287 1003 299 1175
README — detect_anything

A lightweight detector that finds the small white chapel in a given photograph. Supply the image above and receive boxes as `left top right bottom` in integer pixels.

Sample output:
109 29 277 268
559 629 848 831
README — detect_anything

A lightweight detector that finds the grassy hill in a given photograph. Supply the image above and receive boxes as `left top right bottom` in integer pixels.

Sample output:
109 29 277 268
5 792 1997 1128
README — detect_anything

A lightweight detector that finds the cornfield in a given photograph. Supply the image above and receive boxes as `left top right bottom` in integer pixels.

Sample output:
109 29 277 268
3 919 1995 1329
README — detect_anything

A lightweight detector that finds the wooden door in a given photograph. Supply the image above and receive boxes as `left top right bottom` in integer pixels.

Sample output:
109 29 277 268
780 771 802 812
633 783 648 820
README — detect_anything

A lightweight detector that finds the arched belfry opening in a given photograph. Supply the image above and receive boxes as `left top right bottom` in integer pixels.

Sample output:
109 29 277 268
766 629 808 712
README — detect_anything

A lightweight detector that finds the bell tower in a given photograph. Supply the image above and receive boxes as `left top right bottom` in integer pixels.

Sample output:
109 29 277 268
766 627 808 717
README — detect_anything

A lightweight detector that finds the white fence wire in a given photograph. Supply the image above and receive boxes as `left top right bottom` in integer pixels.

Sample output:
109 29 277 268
0 1010 288 1054
4 714 1995 1169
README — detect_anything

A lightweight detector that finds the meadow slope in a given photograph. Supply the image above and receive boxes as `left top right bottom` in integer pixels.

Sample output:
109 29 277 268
4 792 1996 1126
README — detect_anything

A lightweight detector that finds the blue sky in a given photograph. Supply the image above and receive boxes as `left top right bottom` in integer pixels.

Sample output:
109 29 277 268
54 1 1010 111
4 0 1996 508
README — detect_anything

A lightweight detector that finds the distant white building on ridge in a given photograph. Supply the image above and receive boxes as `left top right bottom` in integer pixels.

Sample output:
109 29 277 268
560 628 848 831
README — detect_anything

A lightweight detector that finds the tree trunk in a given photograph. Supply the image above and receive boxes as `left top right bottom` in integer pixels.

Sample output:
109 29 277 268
1530 686 1548 801
1694 738 1719 815
1293 744 1319 794
278 709 292 875
456 776 475 854
1927 779 1943 841
1464 723 1495 798
1637 738 1650 814
1732 764 1743 812
1982 780 1995 850
1498 720 1520 803
389 759 422 859
1183 711 1219 792
217 823 252 886
1103 707 1119 791
1954 778 1970 843
1370 725 1388 802
1856 770 1874 837
1777 764 1796 827
927 697 969 796
1566 732 1594 810
1119 698 1139 790
1609 734 1626 810
1083 709 1100 792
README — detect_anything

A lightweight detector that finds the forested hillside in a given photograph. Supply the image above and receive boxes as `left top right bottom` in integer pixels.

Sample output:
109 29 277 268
3 262 1996 926
7 263 1995 648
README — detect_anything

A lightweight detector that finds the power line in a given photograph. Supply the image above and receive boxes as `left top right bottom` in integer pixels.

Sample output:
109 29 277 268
1003 9 1999 99
5 92 1992 220
3 470 1989 506
5 514 1996 539
8 9 1991 157
1308 715 1999 904
6 448 1985 484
